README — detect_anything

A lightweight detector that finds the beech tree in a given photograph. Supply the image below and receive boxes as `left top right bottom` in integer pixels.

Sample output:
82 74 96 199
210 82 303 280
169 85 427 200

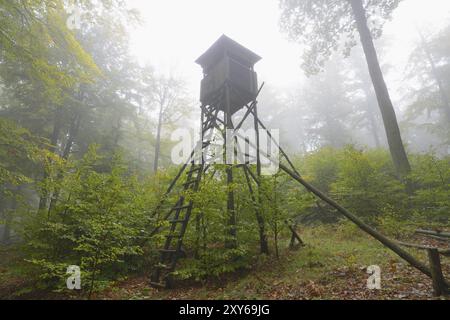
149 76 191 173
279 0 411 177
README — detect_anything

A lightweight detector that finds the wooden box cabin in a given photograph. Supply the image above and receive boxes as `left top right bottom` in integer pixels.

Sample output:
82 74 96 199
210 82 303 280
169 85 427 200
195 35 261 115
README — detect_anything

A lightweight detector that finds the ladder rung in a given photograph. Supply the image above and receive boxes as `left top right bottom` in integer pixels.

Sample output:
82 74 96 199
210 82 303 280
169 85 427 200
183 180 197 186
169 219 187 223
187 167 202 174
186 172 200 177
171 205 191 211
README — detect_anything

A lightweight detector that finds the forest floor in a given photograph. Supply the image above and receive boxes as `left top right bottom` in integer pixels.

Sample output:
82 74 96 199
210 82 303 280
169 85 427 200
97 225 450 300
1 224 449 300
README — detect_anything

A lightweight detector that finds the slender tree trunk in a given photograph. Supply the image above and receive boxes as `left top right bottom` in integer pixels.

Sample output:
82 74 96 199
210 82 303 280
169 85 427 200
49 108 64 155
38 107 63 212
0 193 4 242
2 186 19 244
112 116 122 149
225 166 237 249
350 0 411 177
48 113 81 215
153 103 164 173
1 195 11 244
417 28 450 122
366 101 381 148
273 176 279 259
133 101 145 169
274 221 279 259
48 87 85 215
253 103 269 254
255 209 269 254
2 209 13 245
242 165 269 254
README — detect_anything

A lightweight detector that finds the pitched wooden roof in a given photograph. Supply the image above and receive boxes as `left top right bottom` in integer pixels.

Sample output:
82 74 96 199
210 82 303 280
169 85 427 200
195 35 261 70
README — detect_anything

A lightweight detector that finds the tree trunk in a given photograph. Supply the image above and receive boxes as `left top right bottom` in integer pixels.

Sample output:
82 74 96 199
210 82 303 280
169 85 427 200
112 116 122 150
256 210 269 254
38 107 63 212
1 186 19 244
2 209 12 245
243 166 269 254
48 113 81 215
252 103 269 254
350 0 411 177
274 221 279 259
367 102 381 148
273 176 280 259
1 194 11 244
225 166 237 249
48 87 85 215
153 103 164 173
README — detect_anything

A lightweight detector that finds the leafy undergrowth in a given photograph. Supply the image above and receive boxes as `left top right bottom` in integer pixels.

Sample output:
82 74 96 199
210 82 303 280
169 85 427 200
1 224 448 300
96 225 450 300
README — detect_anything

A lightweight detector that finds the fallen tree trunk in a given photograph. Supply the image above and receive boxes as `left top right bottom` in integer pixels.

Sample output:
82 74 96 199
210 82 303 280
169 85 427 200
280 163 450 289
416 229 450 239
396 241 450 257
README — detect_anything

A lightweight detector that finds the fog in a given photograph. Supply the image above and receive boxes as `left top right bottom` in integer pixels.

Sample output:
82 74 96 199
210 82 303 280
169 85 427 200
127 0 450 155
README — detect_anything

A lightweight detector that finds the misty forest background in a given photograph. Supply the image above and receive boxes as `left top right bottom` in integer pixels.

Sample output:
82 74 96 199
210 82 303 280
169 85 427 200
0 0 449 299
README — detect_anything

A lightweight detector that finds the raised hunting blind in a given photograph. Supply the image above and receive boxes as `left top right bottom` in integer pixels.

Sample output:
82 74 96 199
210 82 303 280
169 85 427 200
196 35 260 114
149 35 278 289
148 36 449 295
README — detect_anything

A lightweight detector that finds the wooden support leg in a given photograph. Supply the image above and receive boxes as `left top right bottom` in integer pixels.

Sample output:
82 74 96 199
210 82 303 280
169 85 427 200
225 166 237 249
289 231 296 250
427 248 448 297
288 223 305 250
224 83 237 249
242 165 269 254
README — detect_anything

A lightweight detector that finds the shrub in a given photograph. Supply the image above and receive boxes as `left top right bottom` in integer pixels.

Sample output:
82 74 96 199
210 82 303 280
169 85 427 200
19 146 150 296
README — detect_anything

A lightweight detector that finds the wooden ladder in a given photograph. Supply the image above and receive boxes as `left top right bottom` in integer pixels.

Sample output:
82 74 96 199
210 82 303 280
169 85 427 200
150 162 204 288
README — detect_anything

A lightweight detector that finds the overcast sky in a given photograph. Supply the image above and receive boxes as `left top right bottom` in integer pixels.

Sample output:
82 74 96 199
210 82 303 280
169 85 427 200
127 0 450 99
